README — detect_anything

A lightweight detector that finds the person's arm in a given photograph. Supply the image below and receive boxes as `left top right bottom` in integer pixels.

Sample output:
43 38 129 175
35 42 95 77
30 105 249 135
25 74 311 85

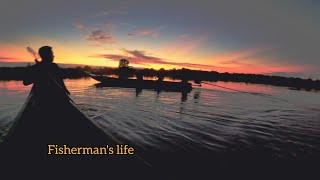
23 78 33 86
23 65 36 86
23 60 41 86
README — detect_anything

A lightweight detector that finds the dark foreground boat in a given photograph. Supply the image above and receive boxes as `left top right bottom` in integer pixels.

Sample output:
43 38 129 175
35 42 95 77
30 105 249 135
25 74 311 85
1 87 114 149
0 86 152 171
89 73 193 93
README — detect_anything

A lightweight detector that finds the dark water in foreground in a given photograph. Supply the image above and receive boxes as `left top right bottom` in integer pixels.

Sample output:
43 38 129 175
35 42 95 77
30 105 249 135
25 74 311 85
0 78 319 177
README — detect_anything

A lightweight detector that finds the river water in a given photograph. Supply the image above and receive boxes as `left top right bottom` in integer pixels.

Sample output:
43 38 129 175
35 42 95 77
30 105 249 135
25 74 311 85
0 78 319 176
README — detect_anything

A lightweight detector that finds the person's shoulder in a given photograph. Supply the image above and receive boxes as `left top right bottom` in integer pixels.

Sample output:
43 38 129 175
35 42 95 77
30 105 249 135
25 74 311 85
51 63 61 69
52 63 59 67
29 63 40 70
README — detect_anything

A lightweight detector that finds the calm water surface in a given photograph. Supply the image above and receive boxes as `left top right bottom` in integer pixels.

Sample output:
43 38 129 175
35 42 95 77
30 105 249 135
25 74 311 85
0 78 320 160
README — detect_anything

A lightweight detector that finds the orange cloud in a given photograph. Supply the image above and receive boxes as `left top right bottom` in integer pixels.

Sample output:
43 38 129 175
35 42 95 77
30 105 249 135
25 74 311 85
136 28 158 36
0 43 31 62
163 33 207 60
127 33 135 38
91 48 225 70
0 57 19 64
215 62 314 75
87 30 115 44
129 26 165 38
213 47 270 66
200 47 314 75
91 47 292 74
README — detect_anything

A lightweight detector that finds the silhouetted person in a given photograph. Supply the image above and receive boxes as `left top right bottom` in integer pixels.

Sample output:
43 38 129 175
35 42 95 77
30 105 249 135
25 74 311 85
181 77 188 85
157 75 164 82
194 79 202 87
23 46 70 100
136 72 143 81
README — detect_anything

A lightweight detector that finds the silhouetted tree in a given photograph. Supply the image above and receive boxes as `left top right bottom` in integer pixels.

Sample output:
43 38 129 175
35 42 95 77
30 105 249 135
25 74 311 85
117 59 135 78
118 59 129 68
83 65 92 72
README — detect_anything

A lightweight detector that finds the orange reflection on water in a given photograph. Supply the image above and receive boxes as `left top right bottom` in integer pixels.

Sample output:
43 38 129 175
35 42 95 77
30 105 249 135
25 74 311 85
0 81 31 92
103 75 183 82
64 77 97 88
0 80 31 98
1 78 276 97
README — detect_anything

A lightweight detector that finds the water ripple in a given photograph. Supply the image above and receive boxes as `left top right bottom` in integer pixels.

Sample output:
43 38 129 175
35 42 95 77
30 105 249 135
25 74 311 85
1 78 320 160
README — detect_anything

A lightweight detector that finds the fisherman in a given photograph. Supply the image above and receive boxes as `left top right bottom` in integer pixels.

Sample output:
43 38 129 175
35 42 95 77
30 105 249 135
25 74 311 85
181 77 188 84
136 71 143 81
194 79 202 87
156 75 164 82
23 46 70 99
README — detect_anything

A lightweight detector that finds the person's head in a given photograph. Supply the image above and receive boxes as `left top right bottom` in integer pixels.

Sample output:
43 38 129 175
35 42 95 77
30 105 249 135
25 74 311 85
39 46 54 63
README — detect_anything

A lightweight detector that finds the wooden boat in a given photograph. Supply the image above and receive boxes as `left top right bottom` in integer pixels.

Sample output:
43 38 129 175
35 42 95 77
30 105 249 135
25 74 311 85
0 85 152 172
0 87 114 158
89 73 193 93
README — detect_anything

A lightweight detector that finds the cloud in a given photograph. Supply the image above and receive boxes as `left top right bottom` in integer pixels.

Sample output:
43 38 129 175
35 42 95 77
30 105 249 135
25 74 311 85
135 28 158 37
164 33 208 58
123 49 159 60
0 56 17 61
91 48 221 70
0 56 15 60
127 33 135 38
73 21 117 45
73 21 87 32
129 26 165 38
215 48 270 63
209 47 320 77
90 48 320 79
0 43 32 62
220 60 251 66
86 30 114 44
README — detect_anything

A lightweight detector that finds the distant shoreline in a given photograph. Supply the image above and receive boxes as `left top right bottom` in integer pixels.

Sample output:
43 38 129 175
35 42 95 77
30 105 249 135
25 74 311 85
1 66 319 91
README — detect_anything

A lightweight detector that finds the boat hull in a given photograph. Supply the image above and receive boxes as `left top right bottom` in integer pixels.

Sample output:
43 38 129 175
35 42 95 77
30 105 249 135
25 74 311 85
0 86 150 170
90 74 192 93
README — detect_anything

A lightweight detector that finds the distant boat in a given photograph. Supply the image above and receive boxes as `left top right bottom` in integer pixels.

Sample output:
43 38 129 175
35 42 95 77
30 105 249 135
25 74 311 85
88 73 192 93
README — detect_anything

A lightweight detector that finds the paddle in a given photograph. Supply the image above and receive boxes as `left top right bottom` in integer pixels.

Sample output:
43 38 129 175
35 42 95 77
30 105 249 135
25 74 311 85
26 47 40 63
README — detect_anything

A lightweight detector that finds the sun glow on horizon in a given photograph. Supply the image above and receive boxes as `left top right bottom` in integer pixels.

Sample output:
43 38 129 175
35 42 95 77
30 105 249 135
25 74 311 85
0 37 318 79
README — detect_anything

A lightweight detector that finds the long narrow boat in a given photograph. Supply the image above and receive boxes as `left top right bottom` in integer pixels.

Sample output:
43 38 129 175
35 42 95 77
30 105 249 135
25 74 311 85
89 73 193 93
0 84 179 179
0 85 151 171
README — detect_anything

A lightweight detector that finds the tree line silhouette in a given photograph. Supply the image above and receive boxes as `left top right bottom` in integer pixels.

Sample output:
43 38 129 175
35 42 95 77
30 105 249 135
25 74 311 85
1 64 319 91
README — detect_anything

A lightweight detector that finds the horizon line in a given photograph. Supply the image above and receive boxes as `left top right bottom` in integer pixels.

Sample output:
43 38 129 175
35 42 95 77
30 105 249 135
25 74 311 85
0 61 319 81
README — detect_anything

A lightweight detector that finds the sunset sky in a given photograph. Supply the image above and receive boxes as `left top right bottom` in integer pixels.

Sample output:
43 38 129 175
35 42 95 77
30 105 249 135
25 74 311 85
1 0 320 79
